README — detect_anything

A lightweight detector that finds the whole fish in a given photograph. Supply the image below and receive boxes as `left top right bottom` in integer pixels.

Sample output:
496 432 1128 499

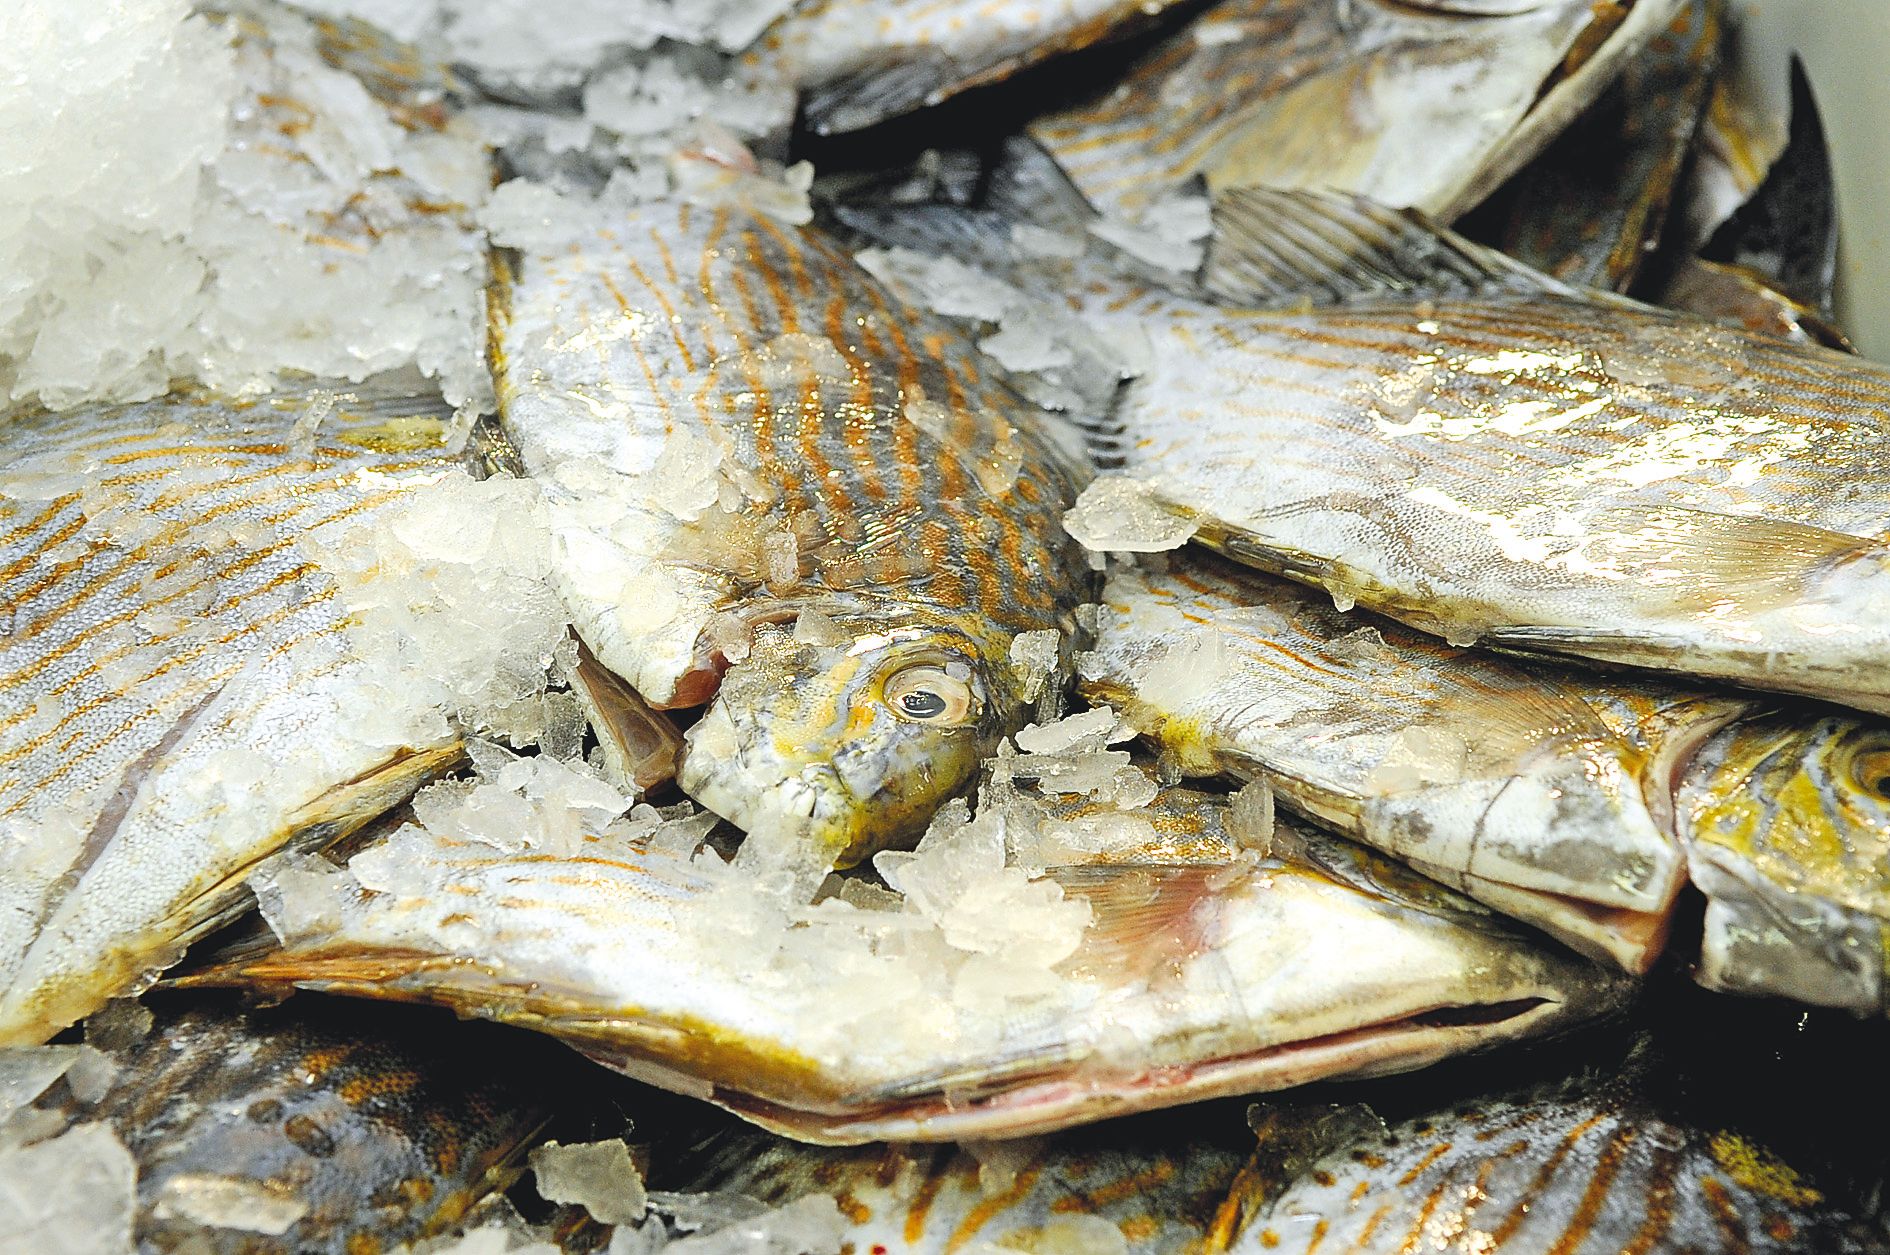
1027 0 1689 225
746 0 1189 136
1060 188 1890 716
491 192 1091 873
0 386 510 1045
0 998 550 1254
1485 0 1722 291
1080 551 1744 971
184 773 1625 1144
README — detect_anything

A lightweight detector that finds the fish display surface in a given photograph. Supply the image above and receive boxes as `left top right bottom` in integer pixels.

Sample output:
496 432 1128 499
11 0 1890 1248
492 192 1092 872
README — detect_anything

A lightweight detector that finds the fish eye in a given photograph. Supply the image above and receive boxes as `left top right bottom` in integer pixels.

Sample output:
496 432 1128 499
883 664 978 726
1854 749 1890 800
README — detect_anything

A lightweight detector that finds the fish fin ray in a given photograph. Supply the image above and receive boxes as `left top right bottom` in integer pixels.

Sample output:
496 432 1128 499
1578 504 1873 607
800 50 964 135
1202 187 1583 307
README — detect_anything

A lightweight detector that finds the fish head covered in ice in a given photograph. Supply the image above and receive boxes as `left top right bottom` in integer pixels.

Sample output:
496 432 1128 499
1678 712 1890 1013
681 606 1024 869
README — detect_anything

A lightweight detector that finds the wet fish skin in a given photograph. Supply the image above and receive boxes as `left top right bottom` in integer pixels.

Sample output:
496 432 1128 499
493 197 1090 869
749 0 1189 136
1028 0 1688 223
0 388 478 1045
23 999 549 1254
1070 188 1890 716
184 799 1626 1144
1080 551 1742 970
1679 713 1890 1016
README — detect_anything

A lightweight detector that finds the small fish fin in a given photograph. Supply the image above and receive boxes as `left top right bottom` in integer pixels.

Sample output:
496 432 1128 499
1201 187 1584 308
831 203 1023 274
1050 863 1225 977
800 51 965 136
569 638 685 792
986 135 1099 233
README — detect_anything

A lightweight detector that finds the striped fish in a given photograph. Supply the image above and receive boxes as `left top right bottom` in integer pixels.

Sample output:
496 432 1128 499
1228 1064 1857 1253
1061 189 1890 716
0 387 487 1045
1027 0 1689 225
1080 551 1745 972
491 193 1091 873
747 0 1190 136
7 998 549 1253
184 788 1625 1143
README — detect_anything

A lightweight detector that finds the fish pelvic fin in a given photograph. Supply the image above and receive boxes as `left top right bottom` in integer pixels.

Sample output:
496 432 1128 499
1202 187 1589 309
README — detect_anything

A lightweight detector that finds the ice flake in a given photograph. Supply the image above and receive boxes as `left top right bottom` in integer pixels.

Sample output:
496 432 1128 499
151 1173 311 1235
0 1123 137 1255
531 1138 648 1226
1063 477 1201 553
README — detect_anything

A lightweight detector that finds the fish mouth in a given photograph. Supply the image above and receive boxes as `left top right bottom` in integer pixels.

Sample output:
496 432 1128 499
678 697 867 870
704 997 1562 1145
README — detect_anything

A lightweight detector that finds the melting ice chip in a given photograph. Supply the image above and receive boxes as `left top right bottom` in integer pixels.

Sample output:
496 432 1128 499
1064 476 1201 553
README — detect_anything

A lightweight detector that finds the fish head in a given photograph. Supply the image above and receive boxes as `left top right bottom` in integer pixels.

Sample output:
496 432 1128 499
680 610 1010 869
1680 713 1890 903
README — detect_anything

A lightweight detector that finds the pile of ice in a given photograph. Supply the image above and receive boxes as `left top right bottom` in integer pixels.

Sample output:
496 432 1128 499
0 0 493 415
251 706 1218 1079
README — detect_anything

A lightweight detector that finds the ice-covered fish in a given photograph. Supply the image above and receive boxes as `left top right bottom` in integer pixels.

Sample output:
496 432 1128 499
491 191 1091 873
0 998 551 1254
188 756 1625 1144
1080 552 1747 970
0 385 560 1045
1028 0 1689 226
1062 188 1890 716
1483 0 1722 291
748 0 1189 137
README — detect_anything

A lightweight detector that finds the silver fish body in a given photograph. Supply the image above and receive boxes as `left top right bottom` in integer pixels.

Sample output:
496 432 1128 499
1081 552 1743 971
0 387 486 1044
189 785 1625 1144
1065 190 1890 716
493 195 1091 870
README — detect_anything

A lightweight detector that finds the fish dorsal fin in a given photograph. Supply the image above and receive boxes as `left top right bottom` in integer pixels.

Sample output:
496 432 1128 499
1202 187 1581 308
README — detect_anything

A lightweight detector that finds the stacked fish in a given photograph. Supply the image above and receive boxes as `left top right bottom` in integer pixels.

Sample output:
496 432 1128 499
3 0 1889 1250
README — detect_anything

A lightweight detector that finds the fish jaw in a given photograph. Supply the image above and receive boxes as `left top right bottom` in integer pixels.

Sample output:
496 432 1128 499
677 615 1006 872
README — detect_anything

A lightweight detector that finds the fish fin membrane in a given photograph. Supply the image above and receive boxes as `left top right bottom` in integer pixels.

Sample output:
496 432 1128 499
1202 188 1585 308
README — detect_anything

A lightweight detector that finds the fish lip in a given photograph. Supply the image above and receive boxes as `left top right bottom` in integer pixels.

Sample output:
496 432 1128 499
706 996 1573 1145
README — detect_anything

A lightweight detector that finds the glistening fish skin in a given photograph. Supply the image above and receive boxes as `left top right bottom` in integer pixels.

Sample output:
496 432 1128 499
0 388 474 1045
1080 552 1743 971
1069 189 1890 716
748 0 1188 136
185 802 1626 1144
492 196 1090 869
1028 0 1688 223
26 999 548 1255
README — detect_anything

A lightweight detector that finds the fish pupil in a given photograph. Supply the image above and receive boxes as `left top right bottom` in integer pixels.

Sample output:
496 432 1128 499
901 690 946 718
